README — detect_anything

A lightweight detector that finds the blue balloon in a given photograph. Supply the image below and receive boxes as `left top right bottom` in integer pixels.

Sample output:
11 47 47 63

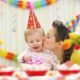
41 0 47 7
13 0 18 6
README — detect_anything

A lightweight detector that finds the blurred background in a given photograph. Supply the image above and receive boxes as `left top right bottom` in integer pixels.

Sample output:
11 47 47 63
0 0 80 66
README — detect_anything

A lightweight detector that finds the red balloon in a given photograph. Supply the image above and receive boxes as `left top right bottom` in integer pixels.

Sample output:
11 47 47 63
46 0 51 5
6 52 15 60
74 45 80 50
18 1 23 8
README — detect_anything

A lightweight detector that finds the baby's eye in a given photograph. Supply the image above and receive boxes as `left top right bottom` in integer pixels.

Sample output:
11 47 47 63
36 40 40 42
30 41 33 43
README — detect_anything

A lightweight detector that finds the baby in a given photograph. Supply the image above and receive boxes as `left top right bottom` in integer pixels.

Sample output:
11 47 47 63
18 28 58 70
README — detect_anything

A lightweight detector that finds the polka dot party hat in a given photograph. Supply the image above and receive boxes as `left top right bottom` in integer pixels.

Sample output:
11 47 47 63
27 8 41 29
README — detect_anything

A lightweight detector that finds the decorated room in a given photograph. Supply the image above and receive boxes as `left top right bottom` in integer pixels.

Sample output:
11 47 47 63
0 0 80 79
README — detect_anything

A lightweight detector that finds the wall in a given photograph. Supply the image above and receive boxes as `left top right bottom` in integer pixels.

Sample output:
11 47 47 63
0 0 80 66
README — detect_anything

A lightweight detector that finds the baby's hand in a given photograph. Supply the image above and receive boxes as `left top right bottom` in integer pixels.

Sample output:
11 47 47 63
23 56 32 64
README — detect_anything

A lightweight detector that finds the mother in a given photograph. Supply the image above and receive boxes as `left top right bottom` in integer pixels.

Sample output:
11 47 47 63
44 20 78 64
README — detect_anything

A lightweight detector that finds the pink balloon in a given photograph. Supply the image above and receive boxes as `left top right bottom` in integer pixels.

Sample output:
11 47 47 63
1 0 7 3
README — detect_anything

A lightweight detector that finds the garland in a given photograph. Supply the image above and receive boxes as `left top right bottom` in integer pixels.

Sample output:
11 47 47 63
62 32 80 50
0 33 18 62
60 15 80 50
63 14 80 50
0 49 18 62
2 0 57 9
65 15 80 31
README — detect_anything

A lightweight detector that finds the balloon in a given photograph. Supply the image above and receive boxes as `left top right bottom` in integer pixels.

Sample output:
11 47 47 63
13 54 18 62
35 1 41 8
27 2 31 9
41 0 46 7
1 0 8 3
0 49 18 62
0 50 8 58
22 1 26 9
9 0 14 4
71 50 80 64
51 0 56 3
1 0 58 9
69 32 79 41
13 0 18 6
6 52 15 60
74 45 80 50
18 1 22 8
62 39 73 50
46 0 51 5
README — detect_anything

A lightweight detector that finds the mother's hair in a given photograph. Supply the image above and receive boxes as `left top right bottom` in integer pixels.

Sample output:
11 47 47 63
52 20 74 63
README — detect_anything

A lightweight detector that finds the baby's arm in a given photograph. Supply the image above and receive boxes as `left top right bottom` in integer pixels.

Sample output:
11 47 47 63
17 50 27 63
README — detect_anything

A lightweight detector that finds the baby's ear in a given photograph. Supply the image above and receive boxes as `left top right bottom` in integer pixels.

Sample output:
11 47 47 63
57 41 63 47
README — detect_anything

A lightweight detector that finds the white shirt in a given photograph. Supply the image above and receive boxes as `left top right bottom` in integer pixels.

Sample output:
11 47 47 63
17 49 58 69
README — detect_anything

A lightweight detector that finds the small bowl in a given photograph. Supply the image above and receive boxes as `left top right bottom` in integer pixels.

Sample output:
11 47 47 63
59 70 80 75
0 71 14 76
25 70 47 76
20 63 47 76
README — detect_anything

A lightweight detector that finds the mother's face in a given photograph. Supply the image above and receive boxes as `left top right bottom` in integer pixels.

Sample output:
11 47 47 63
44 27 58 51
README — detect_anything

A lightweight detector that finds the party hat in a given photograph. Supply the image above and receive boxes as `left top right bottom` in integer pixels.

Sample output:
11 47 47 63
27 8 41 29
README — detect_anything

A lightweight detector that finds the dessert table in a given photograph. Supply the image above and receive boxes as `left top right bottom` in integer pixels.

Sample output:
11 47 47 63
0 61 80 80
0 71 80 80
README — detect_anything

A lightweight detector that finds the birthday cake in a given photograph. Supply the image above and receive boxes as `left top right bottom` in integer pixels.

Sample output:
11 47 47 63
21 56 51 71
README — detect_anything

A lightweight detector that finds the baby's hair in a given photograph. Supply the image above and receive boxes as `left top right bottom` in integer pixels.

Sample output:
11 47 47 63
24 28 45 42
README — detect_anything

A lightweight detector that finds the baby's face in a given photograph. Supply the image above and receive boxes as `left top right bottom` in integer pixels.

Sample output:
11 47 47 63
27 33 44 52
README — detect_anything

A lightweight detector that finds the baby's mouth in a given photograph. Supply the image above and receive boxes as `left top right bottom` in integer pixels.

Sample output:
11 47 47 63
33 46 39 49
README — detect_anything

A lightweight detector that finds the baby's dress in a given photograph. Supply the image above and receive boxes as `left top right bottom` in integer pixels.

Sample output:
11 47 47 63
18 49 58 70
